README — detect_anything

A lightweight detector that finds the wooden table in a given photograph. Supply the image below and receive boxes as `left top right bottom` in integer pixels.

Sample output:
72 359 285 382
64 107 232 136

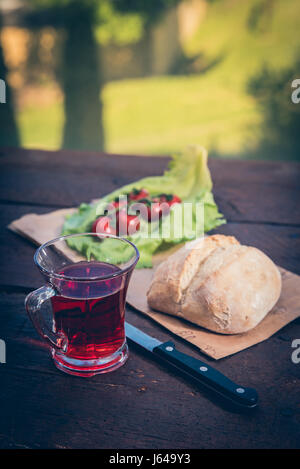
0 147 299 449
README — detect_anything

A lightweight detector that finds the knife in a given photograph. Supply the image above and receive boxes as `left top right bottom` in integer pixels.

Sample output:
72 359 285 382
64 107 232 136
125 322 258 410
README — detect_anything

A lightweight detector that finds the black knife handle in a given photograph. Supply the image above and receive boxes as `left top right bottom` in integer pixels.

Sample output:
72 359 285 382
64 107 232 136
153 341 258 409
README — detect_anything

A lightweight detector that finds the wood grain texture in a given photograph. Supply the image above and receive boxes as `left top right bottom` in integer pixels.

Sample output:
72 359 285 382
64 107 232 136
0 147 170 208
0 148 299 449
0 293 300 449
0 147 299 223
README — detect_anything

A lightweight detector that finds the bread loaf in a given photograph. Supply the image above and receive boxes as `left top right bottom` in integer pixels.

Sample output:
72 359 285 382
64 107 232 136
147 235 282 334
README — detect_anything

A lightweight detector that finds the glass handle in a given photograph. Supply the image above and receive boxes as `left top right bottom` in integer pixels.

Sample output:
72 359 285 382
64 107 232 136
25 284 68 351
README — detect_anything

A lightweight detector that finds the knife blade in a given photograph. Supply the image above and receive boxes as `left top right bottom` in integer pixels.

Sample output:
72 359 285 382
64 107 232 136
125 322 258 410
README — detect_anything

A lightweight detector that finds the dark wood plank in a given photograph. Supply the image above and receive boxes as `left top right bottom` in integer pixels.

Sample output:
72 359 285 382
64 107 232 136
0 147 170 208
1 147 298 185
0 203 57 290
1 148 300 449
213 183 300 226
209 157 300 224
211 222 300 275
0 292 299 449
0 147 299 224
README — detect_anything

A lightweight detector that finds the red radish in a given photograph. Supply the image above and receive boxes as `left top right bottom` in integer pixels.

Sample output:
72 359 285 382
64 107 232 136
105 198 127 215
92 216 116 236
168 195 181 206
149 199 163 221
159 194 181 207
129 188 149 201
152 198 172 221
111 197 127 210
131 199 151 221
117 209 140 236
134 198 169 222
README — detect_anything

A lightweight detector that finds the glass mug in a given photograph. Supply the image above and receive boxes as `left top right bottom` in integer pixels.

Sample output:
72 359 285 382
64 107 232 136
25 233 139 377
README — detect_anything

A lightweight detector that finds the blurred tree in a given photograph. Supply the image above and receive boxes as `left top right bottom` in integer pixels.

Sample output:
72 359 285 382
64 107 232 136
247 0 275 33
248 58 300 161
111 0 179 23
27 0 180 152
59 2 104 152
0 13 20 147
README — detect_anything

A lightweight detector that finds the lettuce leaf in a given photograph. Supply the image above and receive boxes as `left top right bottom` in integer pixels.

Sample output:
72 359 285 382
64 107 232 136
62 145 226 267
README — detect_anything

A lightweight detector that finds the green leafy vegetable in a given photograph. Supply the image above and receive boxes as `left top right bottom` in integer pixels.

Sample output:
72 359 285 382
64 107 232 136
62 145 226 267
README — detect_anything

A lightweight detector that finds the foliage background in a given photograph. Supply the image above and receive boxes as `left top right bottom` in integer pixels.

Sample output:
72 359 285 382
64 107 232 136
1 0 300 160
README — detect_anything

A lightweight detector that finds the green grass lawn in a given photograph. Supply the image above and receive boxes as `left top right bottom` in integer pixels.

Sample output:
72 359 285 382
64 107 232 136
17 0 300 158
18 102 64 151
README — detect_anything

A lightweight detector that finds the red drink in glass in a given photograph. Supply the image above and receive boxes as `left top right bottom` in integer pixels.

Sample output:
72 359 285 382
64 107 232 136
51 261 126 361
25 233 139 377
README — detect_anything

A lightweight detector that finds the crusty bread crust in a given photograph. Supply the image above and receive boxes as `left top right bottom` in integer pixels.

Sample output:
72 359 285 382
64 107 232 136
147 235 282 334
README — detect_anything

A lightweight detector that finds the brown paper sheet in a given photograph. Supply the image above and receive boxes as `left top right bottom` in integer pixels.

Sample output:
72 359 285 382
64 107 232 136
8 209 300 359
